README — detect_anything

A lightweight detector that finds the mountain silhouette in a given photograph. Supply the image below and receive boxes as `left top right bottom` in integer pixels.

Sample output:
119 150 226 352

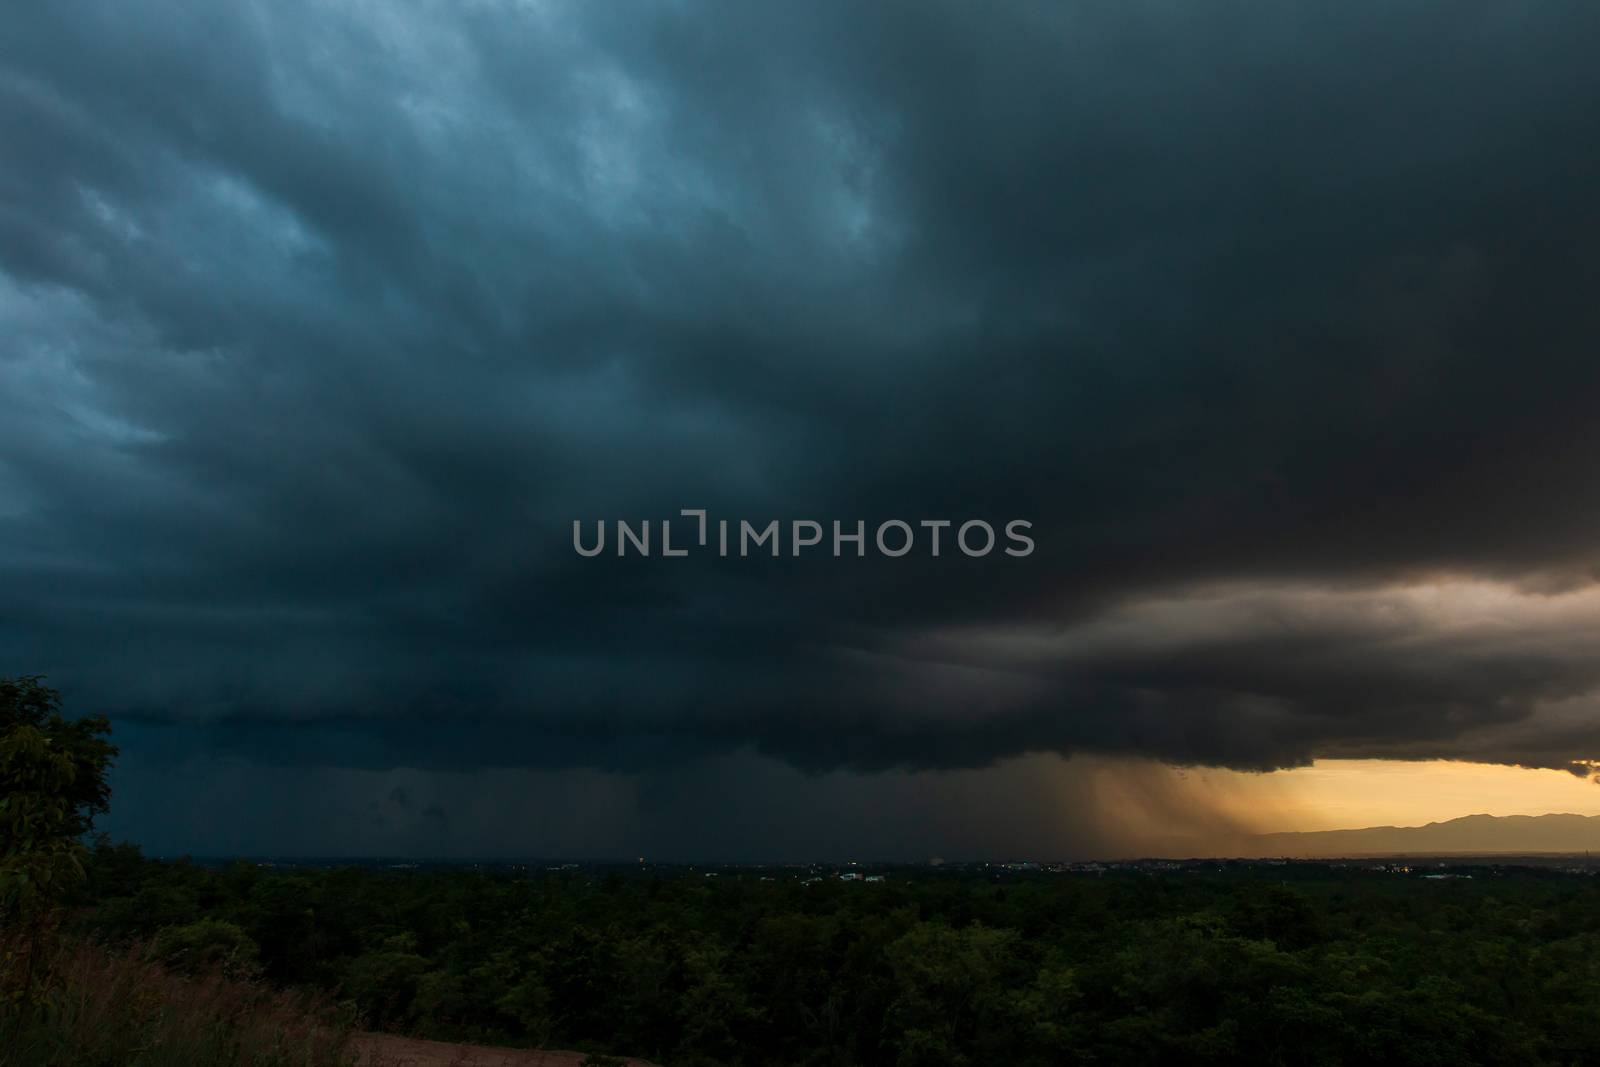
1246 813 1600 856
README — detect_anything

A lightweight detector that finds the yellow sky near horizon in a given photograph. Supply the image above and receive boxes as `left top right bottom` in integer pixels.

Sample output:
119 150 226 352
1175 759 1600 833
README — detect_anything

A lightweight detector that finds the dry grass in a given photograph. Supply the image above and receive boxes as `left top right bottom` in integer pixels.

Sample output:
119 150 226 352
0 935 360 1067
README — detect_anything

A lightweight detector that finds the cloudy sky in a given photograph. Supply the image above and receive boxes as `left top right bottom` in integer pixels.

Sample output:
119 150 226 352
5 1 1600 859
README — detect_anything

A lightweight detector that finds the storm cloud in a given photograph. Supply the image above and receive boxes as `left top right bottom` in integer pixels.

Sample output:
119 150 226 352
5 1 1600 853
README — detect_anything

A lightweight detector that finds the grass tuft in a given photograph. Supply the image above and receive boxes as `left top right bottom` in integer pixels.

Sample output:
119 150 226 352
1 935 359 1067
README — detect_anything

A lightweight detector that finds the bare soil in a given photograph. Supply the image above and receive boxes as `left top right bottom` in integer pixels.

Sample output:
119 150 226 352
350 1031 659 1067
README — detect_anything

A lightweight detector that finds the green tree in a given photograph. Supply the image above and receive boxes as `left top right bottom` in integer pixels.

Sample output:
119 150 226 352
0 676 118 1000
343 933 431 1029
150 918 262 979
885 922 1020 1067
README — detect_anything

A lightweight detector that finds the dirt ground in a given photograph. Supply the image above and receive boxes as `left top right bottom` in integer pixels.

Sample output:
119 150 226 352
350 1031 659 1067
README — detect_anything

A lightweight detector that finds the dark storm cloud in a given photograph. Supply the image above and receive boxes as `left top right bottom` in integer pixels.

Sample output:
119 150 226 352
5 0 1600 797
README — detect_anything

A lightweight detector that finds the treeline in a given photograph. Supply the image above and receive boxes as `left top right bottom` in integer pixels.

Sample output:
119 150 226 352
72 844 1600 1066
1 676 354 1066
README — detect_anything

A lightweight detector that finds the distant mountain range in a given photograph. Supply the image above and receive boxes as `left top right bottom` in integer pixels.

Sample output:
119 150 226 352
1246 813 1600 856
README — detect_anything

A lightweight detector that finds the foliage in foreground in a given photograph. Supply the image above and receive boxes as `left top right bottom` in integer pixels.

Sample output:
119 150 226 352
0 934 355 1067
9 680 1600 1066
0 676 117 1000
73 844 1600 1067
1 678 359 1066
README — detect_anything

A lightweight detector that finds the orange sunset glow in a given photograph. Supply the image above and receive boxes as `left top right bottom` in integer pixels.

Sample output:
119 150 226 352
1190 759 1600 832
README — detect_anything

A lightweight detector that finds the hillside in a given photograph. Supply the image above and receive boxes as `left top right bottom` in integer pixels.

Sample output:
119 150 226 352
1248 812 1600 856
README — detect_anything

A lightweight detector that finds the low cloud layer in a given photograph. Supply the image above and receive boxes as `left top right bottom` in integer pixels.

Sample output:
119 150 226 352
4 2 1600 853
